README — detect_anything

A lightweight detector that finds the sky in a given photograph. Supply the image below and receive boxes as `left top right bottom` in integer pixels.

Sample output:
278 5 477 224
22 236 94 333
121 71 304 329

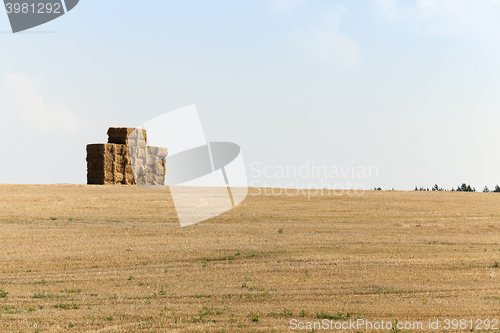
1 0 500 191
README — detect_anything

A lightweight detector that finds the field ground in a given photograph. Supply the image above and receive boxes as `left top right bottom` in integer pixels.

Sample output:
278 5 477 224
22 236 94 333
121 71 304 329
0 184 500 332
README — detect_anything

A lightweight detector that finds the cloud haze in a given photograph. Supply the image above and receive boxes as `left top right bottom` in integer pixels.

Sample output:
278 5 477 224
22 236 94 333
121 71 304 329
289 6 360 68
5 74 82 135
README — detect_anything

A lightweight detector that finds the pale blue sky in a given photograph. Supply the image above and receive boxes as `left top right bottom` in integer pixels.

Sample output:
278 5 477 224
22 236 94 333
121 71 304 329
1 0 500 190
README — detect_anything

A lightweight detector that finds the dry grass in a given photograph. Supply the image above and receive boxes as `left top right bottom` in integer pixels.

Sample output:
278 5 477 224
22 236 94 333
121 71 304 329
0 184 500 332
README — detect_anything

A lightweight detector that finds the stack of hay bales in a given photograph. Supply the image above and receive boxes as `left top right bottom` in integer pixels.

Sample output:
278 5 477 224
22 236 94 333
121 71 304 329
86 127 168 185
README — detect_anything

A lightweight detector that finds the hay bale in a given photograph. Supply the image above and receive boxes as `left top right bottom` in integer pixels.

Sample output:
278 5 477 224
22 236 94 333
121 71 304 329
87 143 128 184
87 128 167 185
107 127 147 145
86 144 106 184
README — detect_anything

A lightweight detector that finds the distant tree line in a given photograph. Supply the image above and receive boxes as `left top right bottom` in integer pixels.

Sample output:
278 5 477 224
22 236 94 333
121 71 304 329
413 183 500 192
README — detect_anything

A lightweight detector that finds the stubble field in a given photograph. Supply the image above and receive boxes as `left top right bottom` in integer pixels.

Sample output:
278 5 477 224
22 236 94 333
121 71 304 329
0 184 500 332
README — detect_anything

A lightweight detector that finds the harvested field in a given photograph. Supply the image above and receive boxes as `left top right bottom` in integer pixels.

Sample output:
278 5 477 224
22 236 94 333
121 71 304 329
0 184 500 332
